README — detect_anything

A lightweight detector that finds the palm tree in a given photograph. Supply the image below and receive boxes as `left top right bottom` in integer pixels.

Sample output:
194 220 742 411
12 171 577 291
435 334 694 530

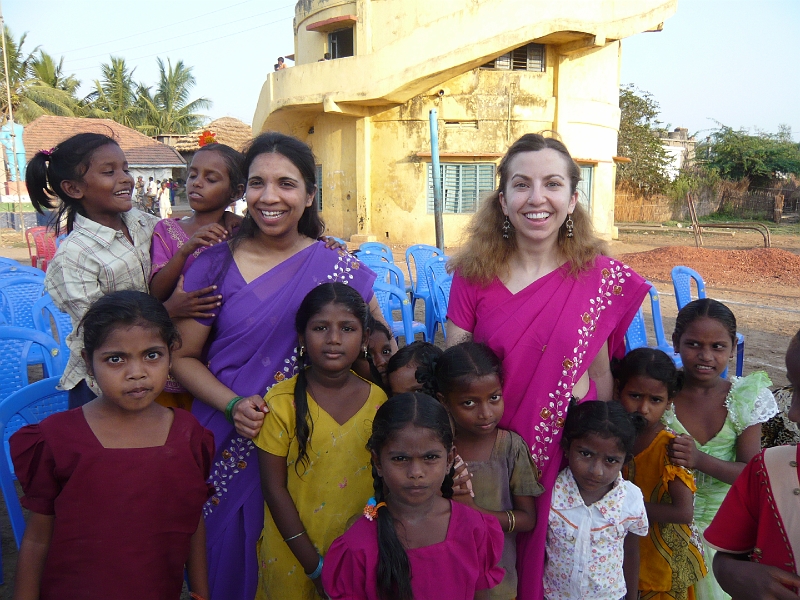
85 56 143 128
30 51 80 95
138 58 210 135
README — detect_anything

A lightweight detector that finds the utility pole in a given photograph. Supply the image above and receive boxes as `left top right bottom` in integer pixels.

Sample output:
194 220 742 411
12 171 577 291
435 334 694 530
0 0 27 238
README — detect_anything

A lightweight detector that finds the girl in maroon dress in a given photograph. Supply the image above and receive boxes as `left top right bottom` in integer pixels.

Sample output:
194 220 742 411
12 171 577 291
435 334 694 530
11 291 214 600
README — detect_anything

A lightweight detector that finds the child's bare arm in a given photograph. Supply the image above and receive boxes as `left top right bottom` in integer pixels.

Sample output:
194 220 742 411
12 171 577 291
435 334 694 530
670 424 761 485
13 513 54 600
186 516 209 599
644 476 694 524
452 493 536 533
714 551 800 600
622 532 640 600
258 449 326 597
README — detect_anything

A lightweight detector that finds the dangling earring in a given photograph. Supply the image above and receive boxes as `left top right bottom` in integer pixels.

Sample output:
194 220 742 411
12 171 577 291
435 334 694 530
363 347 369 359
565 214 574 238
299 346 305 357
502 216 511 239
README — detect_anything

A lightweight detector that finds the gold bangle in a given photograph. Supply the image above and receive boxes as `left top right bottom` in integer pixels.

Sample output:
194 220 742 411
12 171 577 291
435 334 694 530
283 530 307 543
506 510 516 533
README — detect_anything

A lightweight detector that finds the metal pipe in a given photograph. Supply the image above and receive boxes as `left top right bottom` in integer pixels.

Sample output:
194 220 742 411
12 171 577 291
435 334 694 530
429 108 444 251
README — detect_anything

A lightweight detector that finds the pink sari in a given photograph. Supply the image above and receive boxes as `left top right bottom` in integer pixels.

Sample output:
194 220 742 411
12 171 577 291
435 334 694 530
448 255 649 600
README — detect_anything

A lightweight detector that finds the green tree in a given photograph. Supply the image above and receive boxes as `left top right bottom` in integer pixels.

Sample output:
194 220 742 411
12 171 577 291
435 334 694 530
136 58 210 135
85 57 143 128
616 85 671 193
697 124 800 187
0 27 80 123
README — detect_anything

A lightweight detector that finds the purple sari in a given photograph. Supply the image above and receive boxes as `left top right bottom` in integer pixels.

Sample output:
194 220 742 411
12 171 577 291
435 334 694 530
448 256 648 600
182 241 375 600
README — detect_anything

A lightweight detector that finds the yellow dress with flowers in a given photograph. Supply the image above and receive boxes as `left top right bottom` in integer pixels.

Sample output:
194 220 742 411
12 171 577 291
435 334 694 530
253 373 387 600
623 429 708 600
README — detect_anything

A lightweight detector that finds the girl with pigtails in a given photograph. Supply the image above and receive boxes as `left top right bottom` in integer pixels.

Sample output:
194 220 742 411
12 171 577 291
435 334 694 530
323 393 505 600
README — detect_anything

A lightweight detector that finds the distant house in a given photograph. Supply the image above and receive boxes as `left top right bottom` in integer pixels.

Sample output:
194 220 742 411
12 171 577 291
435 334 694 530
660 127 696 180
23 116 186 186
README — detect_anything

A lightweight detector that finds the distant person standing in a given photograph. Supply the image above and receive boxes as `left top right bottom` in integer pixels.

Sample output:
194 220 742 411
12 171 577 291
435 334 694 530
158 181 172 219
145 177 157 212
276 56 287 69
168 178 176 206
135 176 145 206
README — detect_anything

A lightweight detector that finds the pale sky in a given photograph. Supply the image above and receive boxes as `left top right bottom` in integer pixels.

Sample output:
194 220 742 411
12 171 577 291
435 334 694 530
6 0 799 140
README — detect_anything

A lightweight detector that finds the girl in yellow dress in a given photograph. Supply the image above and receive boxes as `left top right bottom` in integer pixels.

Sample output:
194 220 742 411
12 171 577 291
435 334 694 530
617 348 708 600
254 283 388 600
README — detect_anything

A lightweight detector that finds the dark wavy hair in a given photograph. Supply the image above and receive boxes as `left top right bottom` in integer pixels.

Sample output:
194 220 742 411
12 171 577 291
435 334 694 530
192 143 245 195
368 393 455 600
613 347 681 399
561 400 642 461
80 290 180 361
25 132 120 234
386 341 443 396
292 283 369 473
433 341 502 399
231 132 324 250
673 298 737 346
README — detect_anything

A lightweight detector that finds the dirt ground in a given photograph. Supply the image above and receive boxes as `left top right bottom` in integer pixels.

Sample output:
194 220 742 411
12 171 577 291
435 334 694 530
0 225 797 594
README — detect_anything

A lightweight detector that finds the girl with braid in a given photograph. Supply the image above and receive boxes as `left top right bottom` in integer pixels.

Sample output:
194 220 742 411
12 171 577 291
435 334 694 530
254 283 387 599
323 393 505 600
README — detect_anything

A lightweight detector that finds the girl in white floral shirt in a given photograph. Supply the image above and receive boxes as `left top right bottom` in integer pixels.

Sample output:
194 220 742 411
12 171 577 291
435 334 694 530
544 400 649 600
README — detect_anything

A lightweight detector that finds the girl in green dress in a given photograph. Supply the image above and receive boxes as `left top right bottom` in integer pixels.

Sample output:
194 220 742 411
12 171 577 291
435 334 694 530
666 299 778 600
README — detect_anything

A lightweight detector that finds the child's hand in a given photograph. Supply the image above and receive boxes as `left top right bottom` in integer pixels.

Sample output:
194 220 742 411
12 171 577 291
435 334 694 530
312 576 328 599
669 434 702 469
451 455 475 498
163 277 222 319
182 223 229 255
714 553 800 599
231 395 269 439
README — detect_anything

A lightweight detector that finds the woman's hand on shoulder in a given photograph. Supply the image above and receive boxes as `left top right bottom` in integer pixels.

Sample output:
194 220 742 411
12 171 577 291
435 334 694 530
232 395 270 439
320 236 346 251
668 434 702 469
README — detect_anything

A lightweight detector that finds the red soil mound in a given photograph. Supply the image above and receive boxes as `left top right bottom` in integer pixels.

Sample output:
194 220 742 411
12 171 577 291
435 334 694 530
617 246 800 288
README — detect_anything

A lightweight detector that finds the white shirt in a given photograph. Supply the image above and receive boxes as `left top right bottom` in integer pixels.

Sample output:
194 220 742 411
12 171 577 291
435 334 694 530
44 209 159 390
544 467 648 599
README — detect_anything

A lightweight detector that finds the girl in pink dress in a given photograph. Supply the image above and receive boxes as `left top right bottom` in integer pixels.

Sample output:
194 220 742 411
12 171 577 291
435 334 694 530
11 291 214 600
323 393 505 600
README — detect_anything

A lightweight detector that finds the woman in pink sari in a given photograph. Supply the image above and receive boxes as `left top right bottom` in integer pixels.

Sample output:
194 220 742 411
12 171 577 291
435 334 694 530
172 133 382 600
446 134 649 600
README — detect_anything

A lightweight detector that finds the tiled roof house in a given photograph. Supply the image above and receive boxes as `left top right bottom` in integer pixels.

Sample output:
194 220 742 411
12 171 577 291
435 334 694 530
23 116 186 168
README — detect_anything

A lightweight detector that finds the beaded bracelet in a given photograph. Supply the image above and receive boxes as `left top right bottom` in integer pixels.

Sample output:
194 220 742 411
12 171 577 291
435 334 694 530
224 396 244 424
307 555 324 580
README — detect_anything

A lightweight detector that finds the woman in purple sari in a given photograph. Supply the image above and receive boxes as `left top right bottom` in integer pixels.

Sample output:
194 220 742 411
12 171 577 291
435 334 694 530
445 134 650 600
172 133 379 600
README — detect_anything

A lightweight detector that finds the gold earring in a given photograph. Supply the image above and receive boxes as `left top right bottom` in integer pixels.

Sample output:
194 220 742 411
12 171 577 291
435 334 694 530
363 347 369 359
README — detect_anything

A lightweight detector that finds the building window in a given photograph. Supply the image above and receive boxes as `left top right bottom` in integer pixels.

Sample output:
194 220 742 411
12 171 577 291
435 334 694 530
426 163 495 214
481 43 545 72
577 165 593 212
328 28 354 58
315 165 323 211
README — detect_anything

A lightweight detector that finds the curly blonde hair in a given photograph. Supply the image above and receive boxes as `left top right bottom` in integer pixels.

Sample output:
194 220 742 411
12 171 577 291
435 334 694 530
448 133 608 285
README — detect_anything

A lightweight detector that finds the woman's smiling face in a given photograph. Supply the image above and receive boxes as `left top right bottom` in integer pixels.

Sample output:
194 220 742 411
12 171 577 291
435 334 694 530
499 148 578 247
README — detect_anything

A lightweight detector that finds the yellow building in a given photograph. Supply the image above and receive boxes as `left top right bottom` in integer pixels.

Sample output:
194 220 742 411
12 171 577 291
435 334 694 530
253 0 676 245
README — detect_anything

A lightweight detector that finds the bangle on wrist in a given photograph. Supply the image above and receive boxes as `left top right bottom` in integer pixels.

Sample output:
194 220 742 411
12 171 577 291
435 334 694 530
224 396 244 424
505 509 516 533
189 594 207 600
306 554 323 580
283 529 307 543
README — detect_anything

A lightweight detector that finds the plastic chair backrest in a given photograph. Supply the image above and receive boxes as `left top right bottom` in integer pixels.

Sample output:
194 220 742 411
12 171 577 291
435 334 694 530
671 266 707 310
358 250 393 267
372 282 426 343
0 276 46 329
55 232 69 248
0 376 69 547
25 226 46 267
0 326 65 395
423 255 450 336
32 293 73 361
370 262 406 289
0 265 45 280
405 244 442 297
624 283 682 367
0 257 19 268
32 230 57 271
358 242 393 261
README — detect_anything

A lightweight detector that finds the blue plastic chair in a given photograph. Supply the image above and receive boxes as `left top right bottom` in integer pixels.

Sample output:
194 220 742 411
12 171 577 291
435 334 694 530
32 293 73 364
0 257 19 268
0 276 46 329
423 255 451 339
358 242 393 262
55 233 69 248
670 266 744 377
373 282 427 344
357 250 394 269
0 326 66 385
0 376 69 551
0 265 45 280
406 244 443 334
625 283 683 368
